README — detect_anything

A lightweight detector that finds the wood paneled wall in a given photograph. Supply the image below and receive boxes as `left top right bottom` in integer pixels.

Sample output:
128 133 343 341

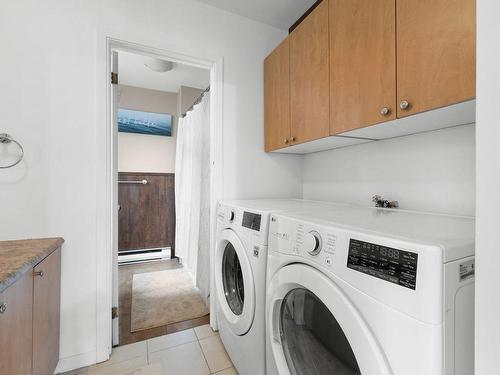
118 173 176 256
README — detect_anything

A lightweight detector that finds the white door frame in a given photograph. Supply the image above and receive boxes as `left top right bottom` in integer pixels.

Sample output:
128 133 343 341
96 30 223 362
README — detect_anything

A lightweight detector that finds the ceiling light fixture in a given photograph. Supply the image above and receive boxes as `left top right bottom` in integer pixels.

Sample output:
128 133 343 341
144 57 174 72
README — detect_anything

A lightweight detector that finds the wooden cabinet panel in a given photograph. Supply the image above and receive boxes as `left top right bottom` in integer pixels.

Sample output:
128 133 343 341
33 247 61 375
118 173 175 252
397 0 476 117
290 0 330 145
0 272 33 375
330 0 396 134
264 38 291 152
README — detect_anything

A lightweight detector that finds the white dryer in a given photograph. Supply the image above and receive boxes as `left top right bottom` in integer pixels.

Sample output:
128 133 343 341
215 199 344 375
266 205 475 375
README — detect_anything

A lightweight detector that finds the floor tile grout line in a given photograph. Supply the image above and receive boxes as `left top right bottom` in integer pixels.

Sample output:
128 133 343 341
211 364 234 374
198 334 233 374
196 337 213 374
147 337 199 355
194 327 200 340
147 330 199 355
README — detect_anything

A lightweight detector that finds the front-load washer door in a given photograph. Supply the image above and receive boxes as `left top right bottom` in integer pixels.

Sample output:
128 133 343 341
268 264 391 375
216 229 255 335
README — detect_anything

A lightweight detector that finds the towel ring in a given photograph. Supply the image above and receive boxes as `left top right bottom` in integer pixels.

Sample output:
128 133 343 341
0 133 24 169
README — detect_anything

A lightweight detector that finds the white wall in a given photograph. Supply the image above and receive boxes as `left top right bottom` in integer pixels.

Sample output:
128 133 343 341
117 85 178 173
303 125 475 216
0 0 301 371
476 1 500 373
179 85 205 114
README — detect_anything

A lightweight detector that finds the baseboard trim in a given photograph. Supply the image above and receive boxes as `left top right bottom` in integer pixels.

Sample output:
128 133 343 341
54 349 97 373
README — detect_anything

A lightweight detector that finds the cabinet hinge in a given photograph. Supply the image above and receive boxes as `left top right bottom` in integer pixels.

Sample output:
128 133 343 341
112 306 118 319
111 72 118 85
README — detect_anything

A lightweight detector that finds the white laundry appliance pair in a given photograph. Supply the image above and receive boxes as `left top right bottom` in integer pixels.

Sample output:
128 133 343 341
266 205 475 375
214 199 341 375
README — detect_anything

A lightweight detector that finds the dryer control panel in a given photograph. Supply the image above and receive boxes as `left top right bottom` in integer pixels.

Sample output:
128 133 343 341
270 216 339 270
347 239 418 290
242 211 262 231
217 203 270 246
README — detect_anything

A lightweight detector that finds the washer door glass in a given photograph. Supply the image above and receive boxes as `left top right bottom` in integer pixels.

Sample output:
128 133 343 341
280 288 361 375
222 242 245 316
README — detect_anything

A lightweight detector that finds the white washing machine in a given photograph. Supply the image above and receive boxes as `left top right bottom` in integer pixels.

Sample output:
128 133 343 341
266 205 475 375
215 199 346 375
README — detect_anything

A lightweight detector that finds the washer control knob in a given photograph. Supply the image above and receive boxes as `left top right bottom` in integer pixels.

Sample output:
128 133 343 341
228 210 235 223
303 231 322 256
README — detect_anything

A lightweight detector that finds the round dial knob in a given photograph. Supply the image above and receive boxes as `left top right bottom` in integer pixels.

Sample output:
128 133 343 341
228 210 235 222
303 231 322 256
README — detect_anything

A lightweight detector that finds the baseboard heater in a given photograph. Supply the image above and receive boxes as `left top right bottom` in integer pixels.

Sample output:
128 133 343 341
118 247 171 265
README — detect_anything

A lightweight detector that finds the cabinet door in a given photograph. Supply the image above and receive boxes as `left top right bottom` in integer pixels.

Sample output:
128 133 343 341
330 0 396 134
290 0 330 145
33 248 61 375
397 0 476 117
264 38 291 151
0 272 33 375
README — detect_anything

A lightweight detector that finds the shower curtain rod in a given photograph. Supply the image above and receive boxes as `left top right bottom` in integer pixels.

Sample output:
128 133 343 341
181 86 210 118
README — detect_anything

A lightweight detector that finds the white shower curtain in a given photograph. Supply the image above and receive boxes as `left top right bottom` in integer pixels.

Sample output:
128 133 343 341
174 93 211 302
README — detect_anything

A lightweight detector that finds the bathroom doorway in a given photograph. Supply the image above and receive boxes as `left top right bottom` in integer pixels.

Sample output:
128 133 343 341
114 49 211 346
97 36 223 355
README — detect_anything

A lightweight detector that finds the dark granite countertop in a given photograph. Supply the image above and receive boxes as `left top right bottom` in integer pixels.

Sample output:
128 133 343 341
0 238 64 293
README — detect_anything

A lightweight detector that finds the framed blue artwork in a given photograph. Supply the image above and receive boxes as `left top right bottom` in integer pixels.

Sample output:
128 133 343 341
118 108 172 136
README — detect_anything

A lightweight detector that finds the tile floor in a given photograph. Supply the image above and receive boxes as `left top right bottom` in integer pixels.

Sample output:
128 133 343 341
118 260 209 345
62 325 238 375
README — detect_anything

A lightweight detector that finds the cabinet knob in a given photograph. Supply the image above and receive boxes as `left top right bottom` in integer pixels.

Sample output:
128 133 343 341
380 107 391 116
34 270 44 277
284 138 289 144
289 136 296 142
0 303 6 314
399 100 410 110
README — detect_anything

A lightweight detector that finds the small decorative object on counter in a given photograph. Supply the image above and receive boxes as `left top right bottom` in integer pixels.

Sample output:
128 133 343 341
372 195 399 209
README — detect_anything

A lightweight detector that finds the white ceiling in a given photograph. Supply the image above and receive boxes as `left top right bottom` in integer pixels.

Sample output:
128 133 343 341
194 0 316 30
118 51 210 93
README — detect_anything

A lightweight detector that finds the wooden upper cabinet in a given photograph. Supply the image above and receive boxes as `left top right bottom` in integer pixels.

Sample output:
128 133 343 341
397 0 476 117
330 0 396 134
0 272 33 375
263 0 476 152
290 0 330 145
264 38 291 151
33 248 61 375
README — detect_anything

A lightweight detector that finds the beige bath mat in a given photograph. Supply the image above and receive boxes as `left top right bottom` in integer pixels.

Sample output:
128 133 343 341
130 268 209 332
